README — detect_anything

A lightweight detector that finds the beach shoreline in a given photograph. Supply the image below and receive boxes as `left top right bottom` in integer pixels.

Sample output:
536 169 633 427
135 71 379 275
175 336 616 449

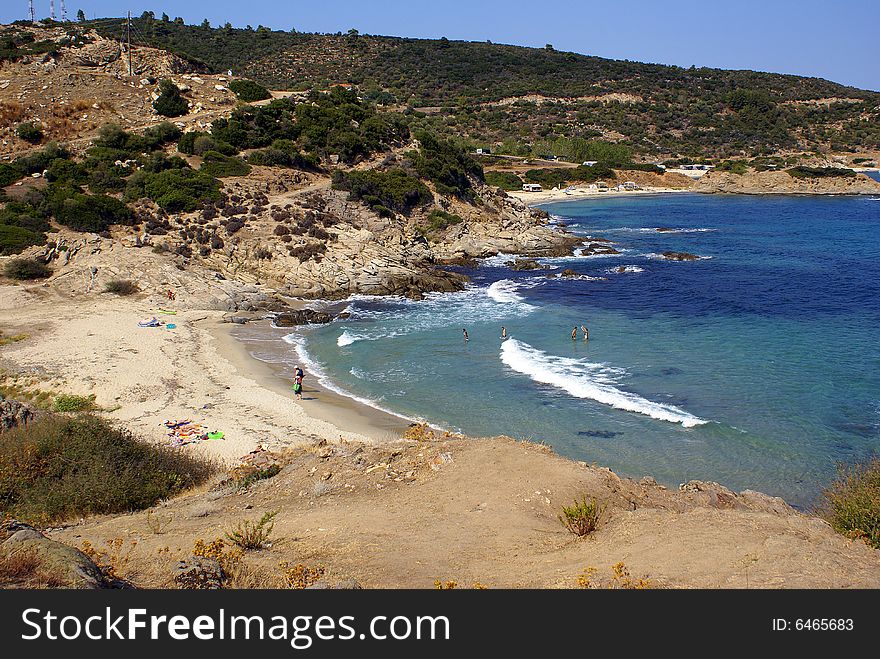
509 186 691 205
212 318 410 442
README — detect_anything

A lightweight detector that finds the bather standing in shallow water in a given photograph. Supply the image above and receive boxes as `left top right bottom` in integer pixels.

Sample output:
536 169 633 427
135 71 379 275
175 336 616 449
462 328 469 342
501 326 507 339
571 327 578 340
581 325 589 340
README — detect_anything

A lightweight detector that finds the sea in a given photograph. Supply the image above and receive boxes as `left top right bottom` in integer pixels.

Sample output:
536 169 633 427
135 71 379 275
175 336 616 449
240 187 880 508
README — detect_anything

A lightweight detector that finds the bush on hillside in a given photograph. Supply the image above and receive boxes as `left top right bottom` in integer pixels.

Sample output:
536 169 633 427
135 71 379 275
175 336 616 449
787 166 857 179
126 168 221 212
247 140 320 170
0 163 23 187
332 168 432 216
819 457 880 549
0 225 46 255
485 171 524 190
228 79 271 102
153 79 189 118
412 131 483 198
199 151 251 177
0 415 216 524
15 121 43 144
3 258 51 280
104 279 139 296
52 192 134 232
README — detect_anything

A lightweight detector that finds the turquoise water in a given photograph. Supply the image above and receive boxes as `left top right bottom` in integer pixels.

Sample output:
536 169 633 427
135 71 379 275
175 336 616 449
270 192 880 507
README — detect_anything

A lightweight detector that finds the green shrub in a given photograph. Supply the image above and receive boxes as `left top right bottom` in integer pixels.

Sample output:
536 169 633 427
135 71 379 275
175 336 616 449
53 192 134 232
16 122 43 144
332 168 432 215
226 511 277 550
126 168 221 211
52 393 96 412
0 225 46 255
412 131 484 198
229 79 271 102
0 415 216 524
152 79 189 117
3 258 51 280
421 209 463 235
819 457 880 549
247 140 319 170
14 142 71 175
0 163 23 187
485 171 524 190
559 496 605 537
716 160 750 175
199 151 251 177
104 279 139 295
787 166 857 179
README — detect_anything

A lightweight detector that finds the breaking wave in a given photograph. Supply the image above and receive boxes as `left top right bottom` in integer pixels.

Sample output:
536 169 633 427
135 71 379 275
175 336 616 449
499 339 707 428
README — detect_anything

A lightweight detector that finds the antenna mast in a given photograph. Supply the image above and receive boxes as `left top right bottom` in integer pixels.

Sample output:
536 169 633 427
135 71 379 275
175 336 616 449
28 0 35 23
49 0 55 21
60 0 67 21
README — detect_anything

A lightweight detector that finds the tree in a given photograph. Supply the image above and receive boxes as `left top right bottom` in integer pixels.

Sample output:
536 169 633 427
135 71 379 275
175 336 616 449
76 9 85 22
161 13 169 22
153 79 188 118
545 43 554 50
201 19 210 29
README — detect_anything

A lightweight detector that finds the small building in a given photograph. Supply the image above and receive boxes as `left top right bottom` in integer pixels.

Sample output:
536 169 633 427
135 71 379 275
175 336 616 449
596 181 609 190
623 181 639 190
522 183 543 192
581 161 598 167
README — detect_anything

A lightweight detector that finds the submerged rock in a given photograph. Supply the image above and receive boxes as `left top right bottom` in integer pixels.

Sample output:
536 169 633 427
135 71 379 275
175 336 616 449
508 258 544 271
661 251 699 261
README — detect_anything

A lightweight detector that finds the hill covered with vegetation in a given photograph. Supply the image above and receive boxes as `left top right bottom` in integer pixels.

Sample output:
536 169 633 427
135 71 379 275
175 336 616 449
81 13 880 160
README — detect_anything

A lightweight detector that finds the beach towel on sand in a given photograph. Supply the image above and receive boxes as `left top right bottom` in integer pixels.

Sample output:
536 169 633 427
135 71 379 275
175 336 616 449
138 317 161 328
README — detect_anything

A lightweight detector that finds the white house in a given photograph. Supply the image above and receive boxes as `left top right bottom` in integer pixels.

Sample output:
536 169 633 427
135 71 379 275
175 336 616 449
522 183 543 192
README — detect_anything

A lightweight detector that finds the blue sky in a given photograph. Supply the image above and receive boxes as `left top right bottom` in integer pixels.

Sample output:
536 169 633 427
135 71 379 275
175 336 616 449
5 1 878 91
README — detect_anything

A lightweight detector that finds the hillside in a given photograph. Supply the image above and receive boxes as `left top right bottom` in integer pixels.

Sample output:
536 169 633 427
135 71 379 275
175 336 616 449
80 15 880 159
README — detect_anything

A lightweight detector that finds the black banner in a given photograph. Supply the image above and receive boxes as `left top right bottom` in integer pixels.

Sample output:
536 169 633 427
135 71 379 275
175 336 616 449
0 589 874 655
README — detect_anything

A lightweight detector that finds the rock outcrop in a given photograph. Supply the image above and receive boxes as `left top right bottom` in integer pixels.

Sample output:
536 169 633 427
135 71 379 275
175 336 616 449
0 519 112 589
694 170 880 195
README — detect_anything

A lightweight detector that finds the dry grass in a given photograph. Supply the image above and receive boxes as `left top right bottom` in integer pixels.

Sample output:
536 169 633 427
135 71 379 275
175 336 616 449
0 551 67 588
576 562 654 589
0 102 27 126
819 457 880 548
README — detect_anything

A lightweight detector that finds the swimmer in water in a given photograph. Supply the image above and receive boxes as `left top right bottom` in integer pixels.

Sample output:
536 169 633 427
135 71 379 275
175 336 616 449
581 325 589 340
462 328 469 342
571 327 578 340
501 326 507 339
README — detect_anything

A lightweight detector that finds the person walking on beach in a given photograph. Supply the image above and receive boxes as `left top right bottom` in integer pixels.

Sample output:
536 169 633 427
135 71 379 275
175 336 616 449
462 328 469 342
293 365 304 400
581 325 590 341
571 326 578 341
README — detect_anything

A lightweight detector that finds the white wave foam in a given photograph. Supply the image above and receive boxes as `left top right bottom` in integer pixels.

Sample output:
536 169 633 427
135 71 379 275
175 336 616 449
487 279 527 304
499 339 707 428
607 265 645 274
337 330 358 347
610 227 717 234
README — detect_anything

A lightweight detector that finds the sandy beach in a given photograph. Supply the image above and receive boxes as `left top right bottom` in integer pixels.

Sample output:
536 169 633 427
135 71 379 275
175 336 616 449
509 185 692 205
0 285 401 466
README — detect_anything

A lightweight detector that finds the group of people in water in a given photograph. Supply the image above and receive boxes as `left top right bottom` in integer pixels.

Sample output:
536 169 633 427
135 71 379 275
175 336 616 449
461 325 589 342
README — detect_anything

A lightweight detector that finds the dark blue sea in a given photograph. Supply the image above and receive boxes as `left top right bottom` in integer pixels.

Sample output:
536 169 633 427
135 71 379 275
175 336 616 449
258 191 880 507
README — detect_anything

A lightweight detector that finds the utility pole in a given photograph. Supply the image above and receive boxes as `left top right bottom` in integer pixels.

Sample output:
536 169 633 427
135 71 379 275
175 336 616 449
127 11 133 76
